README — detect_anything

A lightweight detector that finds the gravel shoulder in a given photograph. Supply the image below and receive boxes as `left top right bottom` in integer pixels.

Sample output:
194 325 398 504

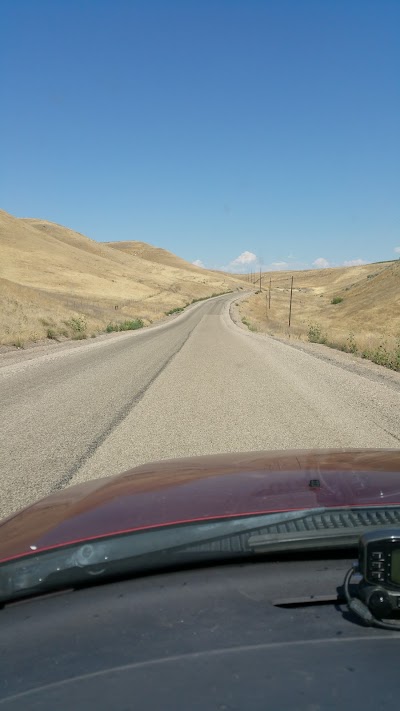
229 299 400 395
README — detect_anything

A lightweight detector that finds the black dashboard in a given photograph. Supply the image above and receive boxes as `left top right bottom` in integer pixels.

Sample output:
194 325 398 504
1 553 400 709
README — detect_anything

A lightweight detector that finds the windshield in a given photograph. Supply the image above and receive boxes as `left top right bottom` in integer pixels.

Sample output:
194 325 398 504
1 2 399 593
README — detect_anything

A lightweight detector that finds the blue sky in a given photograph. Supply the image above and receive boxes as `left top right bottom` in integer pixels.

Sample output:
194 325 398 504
2 0 399 272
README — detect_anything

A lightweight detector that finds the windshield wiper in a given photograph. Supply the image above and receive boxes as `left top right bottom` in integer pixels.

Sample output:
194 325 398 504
2 505 400 606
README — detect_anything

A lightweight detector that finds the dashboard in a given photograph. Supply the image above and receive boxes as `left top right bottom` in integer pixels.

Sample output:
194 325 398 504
1 553 400 709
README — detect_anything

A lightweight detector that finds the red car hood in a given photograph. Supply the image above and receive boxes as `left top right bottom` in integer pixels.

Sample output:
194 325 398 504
1 449 400 563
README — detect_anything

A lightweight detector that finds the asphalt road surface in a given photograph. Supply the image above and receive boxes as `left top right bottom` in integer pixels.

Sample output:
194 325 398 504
1 294 400 519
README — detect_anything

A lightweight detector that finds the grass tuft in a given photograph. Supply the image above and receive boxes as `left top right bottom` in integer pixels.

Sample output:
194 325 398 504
191 290 232 304
165 307 184 315
106 319 144 333
242 317 257 332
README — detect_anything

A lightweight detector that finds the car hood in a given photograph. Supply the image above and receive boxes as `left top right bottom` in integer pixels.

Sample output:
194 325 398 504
1 448 400 562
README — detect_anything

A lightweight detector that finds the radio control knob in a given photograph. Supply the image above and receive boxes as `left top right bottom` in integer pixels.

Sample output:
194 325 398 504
368 591 392 619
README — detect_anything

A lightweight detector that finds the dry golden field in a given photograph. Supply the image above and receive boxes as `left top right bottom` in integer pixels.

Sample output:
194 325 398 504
238 261 400 369
0 209 241 346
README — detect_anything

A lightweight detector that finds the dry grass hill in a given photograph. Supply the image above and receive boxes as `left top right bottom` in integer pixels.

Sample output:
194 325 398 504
106 240 205 272
0 209 241 347
3 206 398 368
238 261 400 369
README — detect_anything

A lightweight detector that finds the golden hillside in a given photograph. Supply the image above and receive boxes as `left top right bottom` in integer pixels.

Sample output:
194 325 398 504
239 260 400 365
107 240 204 272
0 209 240 346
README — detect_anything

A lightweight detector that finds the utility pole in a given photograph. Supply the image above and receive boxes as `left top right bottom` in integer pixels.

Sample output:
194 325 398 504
259 268 262 292
288 276 294 330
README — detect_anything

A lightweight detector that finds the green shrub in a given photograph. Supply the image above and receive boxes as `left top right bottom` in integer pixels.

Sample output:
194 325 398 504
165 307 184 315
67 316 87 333
361 342 392 368
345 332 357 354
106 319 144 333
370 343 390 367
392 341 400 371
306 329 400 373
118 319 144 331
242 317 257 332
308 323 327 344
331 296 343 304
46 328 57 340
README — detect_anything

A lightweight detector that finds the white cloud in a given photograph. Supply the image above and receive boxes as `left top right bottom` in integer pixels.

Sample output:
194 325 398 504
192 259 205 268
312 257 331 269
394 247 400 254
343 258 367 267
231 251 257 266
222 250 258 273
217 254 309 273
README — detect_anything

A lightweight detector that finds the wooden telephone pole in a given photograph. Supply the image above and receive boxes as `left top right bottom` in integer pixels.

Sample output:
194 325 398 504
288 276 294 329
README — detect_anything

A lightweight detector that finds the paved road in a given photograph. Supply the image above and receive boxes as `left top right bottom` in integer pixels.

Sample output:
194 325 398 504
1 294 400 518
